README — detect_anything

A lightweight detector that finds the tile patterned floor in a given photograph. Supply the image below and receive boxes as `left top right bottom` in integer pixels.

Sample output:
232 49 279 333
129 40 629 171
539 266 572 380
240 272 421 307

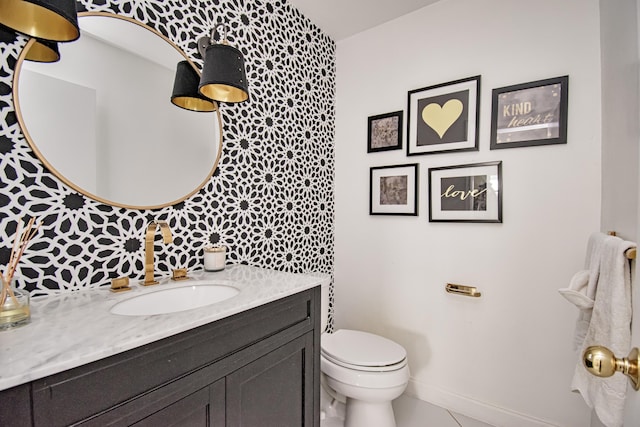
321 393 494 427
393 394 495 427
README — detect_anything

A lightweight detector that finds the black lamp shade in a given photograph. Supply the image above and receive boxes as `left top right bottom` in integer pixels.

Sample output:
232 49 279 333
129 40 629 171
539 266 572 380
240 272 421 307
171 61 217 112
25 39 60 62
0 0 80 42
199 44 249 103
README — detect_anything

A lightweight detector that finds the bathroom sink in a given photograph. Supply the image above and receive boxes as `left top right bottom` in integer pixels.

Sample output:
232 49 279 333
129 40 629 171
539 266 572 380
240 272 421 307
110 281 240 316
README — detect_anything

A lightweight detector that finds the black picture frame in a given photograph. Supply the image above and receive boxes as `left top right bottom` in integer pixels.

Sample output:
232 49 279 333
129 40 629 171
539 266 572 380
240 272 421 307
490 75 568 150
367 111 403 152
407 76 480 156
428 161 502 223
370 163 418 216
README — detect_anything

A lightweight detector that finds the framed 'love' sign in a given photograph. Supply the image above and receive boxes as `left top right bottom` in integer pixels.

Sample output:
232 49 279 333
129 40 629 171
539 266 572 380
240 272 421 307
407 76 480 156
428 161 502 223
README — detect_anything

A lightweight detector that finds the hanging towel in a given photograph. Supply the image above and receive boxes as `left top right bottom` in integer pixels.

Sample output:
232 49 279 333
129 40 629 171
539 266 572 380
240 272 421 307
559 270 593 350
569 233 635 427
558 232 608 349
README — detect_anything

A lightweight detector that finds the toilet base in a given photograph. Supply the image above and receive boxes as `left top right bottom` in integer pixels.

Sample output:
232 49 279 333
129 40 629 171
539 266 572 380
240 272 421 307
322 365 407 427
345 398 396 427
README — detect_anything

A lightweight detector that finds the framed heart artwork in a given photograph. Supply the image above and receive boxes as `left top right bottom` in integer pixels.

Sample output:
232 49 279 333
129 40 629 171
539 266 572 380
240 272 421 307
407 76 480 156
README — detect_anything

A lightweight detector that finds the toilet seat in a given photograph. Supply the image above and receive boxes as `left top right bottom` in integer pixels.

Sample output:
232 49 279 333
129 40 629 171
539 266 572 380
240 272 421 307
321 329 407 372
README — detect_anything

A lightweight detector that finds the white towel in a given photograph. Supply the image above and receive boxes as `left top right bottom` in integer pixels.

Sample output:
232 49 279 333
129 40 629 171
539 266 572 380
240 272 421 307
569 233 635 427
559 270 592 350
558 233 608 349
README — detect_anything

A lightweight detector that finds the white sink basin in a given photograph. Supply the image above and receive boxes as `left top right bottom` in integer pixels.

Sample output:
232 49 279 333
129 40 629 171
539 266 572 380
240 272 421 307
110 281 240 316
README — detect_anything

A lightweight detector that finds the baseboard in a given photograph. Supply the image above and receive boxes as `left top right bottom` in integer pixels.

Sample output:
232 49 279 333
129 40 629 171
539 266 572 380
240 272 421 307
405 379 560 427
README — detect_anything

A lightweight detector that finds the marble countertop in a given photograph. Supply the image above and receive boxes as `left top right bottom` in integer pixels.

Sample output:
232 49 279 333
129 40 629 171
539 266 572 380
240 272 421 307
0 264 330 392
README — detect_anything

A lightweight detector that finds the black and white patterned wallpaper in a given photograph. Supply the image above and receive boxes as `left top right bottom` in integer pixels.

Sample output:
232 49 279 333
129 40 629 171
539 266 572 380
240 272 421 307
0 0 335 308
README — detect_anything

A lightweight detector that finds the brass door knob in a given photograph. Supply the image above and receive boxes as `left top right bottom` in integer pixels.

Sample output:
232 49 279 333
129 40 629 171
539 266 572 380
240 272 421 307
583 346 639 390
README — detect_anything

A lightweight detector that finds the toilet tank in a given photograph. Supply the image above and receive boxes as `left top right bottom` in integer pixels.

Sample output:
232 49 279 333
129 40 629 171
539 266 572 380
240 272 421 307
321 281 329 333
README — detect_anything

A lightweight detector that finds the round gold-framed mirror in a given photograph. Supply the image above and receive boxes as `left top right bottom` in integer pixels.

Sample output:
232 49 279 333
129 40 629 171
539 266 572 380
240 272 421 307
13 12 223 210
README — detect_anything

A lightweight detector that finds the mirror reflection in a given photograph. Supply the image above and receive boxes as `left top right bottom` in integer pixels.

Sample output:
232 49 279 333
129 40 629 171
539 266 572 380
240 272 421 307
14 13 222 209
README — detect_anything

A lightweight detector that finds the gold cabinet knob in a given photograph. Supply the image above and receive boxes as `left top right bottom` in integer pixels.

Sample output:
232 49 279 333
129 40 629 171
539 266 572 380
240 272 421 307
583 346 639 390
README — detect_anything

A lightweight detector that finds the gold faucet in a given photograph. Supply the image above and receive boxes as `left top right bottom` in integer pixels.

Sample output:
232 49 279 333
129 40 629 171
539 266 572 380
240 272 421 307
141 220 173 286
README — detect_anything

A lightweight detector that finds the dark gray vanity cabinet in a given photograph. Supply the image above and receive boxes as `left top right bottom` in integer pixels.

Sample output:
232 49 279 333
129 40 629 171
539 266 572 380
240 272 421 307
0 287 320 427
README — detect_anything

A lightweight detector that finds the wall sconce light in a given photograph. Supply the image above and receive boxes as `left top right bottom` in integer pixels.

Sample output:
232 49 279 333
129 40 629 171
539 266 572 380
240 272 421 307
25 39 60 62
171 60 218 112
0 0 80 42
197 22 249 104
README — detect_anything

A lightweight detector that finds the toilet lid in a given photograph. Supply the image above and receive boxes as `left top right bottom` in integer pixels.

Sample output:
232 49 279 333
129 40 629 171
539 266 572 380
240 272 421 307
321 329 406 368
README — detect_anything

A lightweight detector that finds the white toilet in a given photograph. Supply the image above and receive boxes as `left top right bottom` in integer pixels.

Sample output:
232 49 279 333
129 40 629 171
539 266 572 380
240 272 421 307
320 283 410 427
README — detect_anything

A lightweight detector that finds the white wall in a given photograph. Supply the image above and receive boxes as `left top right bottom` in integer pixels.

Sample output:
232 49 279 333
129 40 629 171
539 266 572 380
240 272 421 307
600 0 639 240
598 0 640 425
600 0 638 240
334 0 601 426
631 0 640 421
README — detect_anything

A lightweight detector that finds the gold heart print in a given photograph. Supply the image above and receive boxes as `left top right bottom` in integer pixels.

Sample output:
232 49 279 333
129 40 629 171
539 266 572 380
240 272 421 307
421 99 463 139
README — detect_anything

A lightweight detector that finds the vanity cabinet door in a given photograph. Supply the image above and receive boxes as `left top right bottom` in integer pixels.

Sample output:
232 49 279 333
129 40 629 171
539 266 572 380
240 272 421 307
226 332 315 427
0 383 32 427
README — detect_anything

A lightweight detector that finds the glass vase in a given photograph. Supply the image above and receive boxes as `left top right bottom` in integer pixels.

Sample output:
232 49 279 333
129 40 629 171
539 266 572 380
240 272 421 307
0 277 31 330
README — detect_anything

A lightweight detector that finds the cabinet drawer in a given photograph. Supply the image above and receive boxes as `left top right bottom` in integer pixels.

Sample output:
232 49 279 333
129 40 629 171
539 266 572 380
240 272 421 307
78 377 226 426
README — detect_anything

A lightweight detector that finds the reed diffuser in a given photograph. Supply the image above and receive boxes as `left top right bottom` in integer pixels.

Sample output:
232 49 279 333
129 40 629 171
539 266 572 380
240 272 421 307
0 217 40 330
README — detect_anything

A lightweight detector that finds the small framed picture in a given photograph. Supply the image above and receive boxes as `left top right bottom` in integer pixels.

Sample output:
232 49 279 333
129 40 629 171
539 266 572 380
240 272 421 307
407 76 480 156
428 161 502 223
490 75 568 149
370 163 418 216
368 111 403 152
